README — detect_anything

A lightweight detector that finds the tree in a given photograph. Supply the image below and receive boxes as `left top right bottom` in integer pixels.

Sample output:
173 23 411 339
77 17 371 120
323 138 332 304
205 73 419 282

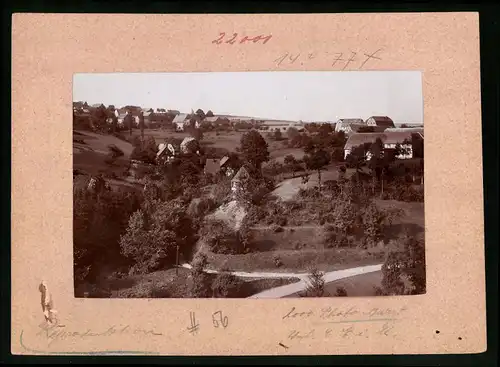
119 199 196 274
189 252 212 298
189 128 204 141
381 236 426 295
195 109 206 120
119 209 177 274
273 128 283 141
211 272 244 298
318 123 334 136
302 268 326 297
286 127 300 141
304 149 330 190
123 112 134 136
284 154 299 177
138 112 145 141
206 110 214 117
239 130 270 171
368 138 385 194
335 287 348 297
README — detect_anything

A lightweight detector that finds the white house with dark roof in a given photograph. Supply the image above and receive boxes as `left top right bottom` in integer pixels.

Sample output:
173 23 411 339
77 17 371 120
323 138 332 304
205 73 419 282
335 118 366 134
172 113 189 131
344 130 421 160
365 116 395 129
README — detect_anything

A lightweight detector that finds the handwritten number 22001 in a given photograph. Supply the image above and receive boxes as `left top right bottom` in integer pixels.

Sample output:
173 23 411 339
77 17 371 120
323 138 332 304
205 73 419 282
212 32 272 45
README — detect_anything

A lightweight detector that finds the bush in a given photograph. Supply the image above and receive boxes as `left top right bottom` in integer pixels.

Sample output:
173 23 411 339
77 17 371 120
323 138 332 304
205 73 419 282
335 286 348 297
200 220 239 254
301 268 326 297
211 272 245 298
380 237 426 295
189 252 212 298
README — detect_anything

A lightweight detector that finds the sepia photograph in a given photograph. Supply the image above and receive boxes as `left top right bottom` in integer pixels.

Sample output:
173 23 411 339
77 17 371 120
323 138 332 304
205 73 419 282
73 71 425 299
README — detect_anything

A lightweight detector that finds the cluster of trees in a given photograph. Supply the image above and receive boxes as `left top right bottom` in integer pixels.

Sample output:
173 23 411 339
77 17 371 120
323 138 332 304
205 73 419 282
378 234 426 295
73 186 142 291
345 136 424 201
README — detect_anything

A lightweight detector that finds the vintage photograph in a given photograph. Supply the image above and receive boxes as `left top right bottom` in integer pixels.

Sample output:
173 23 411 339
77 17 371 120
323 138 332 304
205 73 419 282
73 71 425 299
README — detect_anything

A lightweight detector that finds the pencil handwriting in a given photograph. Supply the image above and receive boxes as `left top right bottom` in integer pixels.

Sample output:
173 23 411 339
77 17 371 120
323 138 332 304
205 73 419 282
212 32 272 45
273 48 383 70
36 323 162 347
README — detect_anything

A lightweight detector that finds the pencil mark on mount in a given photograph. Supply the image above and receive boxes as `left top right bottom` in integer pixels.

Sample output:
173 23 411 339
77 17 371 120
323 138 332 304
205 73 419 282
187 312 200 335
212 310 229 329
278 342 289 349
19 330 159 355
274 49 384 70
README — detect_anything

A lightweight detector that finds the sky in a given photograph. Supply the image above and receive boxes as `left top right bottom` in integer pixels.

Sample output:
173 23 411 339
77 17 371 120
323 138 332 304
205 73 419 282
73 71 423 124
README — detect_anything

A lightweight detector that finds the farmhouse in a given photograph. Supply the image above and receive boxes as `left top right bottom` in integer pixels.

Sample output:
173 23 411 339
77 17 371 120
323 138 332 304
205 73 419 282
156 142 177 165
220 155 239 177
365 116 395 129
180 137 199 154
335 118 367 134
344 131 421 160
173 113 189 131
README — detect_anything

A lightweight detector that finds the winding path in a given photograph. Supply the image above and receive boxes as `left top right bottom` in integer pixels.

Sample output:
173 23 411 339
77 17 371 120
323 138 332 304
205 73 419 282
180 263 383 298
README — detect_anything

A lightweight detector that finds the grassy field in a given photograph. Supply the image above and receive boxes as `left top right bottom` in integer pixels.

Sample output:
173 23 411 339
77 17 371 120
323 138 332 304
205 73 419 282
204 247 386 273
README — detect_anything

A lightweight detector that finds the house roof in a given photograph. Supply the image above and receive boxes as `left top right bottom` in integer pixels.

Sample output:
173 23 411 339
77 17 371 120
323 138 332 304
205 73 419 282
180 136 196 148
367 116 395 127
385 127 424 136
337 118 364 124
232 166 251 182
204 159 220 175
345 131 417 150
91 103 103 108
157 143 167 157
219 156 230 167
204 116 220 123
172 113 189 123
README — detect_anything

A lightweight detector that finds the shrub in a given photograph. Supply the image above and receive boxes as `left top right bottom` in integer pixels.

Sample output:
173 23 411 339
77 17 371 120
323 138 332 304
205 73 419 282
335 286 348 297
200 220 239 254
380 237 426 295
301 268 326 297
211 272 245 298
189 252 212 298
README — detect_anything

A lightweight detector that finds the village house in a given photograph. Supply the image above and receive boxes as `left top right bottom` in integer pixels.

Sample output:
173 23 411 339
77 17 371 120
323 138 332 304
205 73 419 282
180 137 199 154
219 155 239 177
334 118 367 134
172 113 189 131
365 116 396 129
231 166 251 196
343 131 421 160
156 142 177 165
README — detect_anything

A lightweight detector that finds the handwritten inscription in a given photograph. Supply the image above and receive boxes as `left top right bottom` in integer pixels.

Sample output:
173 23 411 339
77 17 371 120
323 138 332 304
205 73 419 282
282 305 408 322
273 49 383 70
36 322 162 347
187 312 200 335
212 310 229 329
212 32 272 45
282 306 407 344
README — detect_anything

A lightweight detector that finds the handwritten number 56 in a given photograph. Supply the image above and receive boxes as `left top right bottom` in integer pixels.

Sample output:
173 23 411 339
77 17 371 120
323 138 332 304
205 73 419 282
212 311 229 328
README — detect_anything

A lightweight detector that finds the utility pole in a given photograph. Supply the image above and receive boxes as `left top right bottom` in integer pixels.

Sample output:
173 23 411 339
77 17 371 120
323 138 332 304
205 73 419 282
176 244 180 276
